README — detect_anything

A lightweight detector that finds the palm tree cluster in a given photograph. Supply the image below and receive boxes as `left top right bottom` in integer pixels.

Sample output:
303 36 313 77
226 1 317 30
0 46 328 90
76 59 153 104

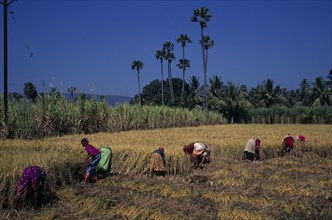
132 73 332 123
191 7 214 113
133 7 214 110
154 38 192 107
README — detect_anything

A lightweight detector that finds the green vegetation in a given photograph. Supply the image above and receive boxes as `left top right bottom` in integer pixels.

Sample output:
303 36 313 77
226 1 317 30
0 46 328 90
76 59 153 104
0 93 224 139
134 75 332 124
1 83 332 140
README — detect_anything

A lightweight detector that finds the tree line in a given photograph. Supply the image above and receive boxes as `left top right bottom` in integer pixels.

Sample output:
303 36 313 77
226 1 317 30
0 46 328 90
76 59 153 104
131 73 332 124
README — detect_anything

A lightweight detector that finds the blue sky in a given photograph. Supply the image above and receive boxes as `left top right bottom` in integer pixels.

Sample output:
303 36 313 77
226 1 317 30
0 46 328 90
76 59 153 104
0 0 331 97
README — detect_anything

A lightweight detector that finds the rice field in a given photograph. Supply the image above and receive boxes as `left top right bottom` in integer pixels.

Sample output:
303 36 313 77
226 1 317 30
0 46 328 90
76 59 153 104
0 124 331 219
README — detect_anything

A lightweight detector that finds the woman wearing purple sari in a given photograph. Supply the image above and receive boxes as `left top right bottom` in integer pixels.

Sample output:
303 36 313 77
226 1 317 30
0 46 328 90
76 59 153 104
81 138 101 183
13 166 46 210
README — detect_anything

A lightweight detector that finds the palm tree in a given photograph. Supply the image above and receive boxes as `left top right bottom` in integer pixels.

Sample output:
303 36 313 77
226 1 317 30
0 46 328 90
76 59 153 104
163 42 175 104
310 76 330 106
176 34 192 105
256 79 281 108
298 79 311 106
155 49 166 105
200 35 214 105
191 7 212 113
221 81 249 123
187 75 202 109
208 75 224 113
281 89 298 107
131 60 144 107
176 58 191 105
247 87 260 108
209 75 224 99
200 35 215 61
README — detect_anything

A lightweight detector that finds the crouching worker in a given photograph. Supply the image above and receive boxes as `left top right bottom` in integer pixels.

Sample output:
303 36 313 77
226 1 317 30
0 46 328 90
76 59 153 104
13 166 46 210
243 138 261 161
183 143 211 169
150 147 166 176
295 135 306 147
97 147 112 178
81 138 101 183
282 134 295 154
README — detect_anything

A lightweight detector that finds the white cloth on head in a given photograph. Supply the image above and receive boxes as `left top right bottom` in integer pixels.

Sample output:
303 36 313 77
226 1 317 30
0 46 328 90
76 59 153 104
194 143 205 151
244 138 256 154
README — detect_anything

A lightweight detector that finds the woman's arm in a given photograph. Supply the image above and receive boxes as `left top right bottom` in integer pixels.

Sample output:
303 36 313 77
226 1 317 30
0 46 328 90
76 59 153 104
84 154 92 165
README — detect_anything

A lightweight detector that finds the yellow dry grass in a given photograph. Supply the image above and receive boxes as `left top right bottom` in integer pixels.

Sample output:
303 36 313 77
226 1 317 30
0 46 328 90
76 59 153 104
0 124 331 219
0 124 331 187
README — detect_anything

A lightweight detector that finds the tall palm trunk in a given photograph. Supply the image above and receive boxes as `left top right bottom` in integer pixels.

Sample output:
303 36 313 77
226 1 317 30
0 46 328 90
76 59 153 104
137 70 141 107
201 27 208 113
205 48 209 99
168 62 175 104
181 47 185 106
160 60 164 105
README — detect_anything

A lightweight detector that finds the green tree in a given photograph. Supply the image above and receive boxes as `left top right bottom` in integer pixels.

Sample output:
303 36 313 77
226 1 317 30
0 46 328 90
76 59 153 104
23 82 38 103
187 75 202 109
256 79 281 108
221 81 249 123
297 79 311 106
141 78 188 106
141 79 162 105
310 76 330 106
131 60 144 107
208 76 250 123
209 75 224 99
191 7 213 113
247 87 260 108
155 49 166 105
281 89 298 107
208 75 224 113
176 34 192 105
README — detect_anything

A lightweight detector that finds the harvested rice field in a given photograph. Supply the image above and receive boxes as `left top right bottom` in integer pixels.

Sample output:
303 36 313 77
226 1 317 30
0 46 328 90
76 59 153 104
1 124 331 219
